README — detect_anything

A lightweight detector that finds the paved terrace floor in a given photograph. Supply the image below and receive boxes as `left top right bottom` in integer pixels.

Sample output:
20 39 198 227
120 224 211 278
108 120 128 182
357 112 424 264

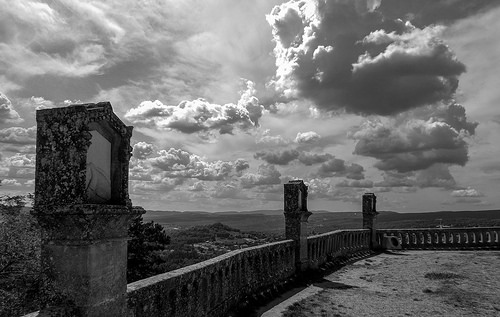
261 251 500 317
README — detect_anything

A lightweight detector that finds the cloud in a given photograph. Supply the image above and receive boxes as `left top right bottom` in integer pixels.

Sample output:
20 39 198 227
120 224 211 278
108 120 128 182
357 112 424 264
375 171 415 188
266 0 465 116
212 182 250 200
132 142 154 160
234 159 250 173
189 181 205 192
316 158 365 179
0 178 21 186
295 131 321 144
0 93 22 123
149 148 239 181
306 178 362 202
336 179 374 188
131 177 182 193
451 187 483 198
350 103 477 172
125 80 263 136
0 126 36 145
254 149 299 165
256 129 290 146
414 164 457 189
297 152 333 166
240 164 282 188
4 153 35 167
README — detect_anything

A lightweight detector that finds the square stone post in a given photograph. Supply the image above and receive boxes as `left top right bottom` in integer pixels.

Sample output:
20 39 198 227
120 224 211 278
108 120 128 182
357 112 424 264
32 102 144 316
284 180 312 271
362 193 379 250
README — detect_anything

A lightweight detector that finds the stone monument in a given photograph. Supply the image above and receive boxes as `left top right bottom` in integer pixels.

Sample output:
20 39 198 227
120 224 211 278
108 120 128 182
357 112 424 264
284 180 312 270
33 102 144 316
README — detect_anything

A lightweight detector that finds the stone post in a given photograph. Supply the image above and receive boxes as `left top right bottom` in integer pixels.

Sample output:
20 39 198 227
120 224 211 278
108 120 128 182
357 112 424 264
32 102 144 316
284 180 312 271
362 193 379 250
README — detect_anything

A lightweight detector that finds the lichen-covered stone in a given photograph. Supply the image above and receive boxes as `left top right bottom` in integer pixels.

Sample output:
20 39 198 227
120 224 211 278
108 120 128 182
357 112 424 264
32 102 143 317
35 102 133 207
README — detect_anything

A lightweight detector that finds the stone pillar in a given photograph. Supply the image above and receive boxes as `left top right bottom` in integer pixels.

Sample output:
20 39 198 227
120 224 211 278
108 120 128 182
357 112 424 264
284 180 312 271
33 102 144 316
362 193 378 249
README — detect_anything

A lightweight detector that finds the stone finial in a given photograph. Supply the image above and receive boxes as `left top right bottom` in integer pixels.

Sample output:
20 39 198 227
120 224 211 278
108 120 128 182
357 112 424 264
362 193 377 215
284 180 312 270
362 193 379 249
284 180 308 214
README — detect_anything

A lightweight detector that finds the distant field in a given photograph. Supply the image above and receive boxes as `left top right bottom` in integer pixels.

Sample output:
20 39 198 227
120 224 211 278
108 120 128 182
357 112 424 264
143 209 500 235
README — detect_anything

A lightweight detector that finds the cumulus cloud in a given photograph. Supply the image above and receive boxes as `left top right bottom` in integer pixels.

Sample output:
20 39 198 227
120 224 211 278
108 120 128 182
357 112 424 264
295 131 321 144
336 179 374 188
234 159 250 173
451 187 483 198
256 129 290 146
254 149 299 165
125 80 263 135
0 93 22 124
212 182 250 200
132 142 154 160
316 158 365 179
240 164 282 188
189 181 205 192
254 148 335 166
297 152 333 166
149 148 238 181
0 126 37 145
350 103 477 172
266 0 465 116
307 178 362 202
0 178 21 186
5 153 35 167
415 164 457 189
375 164 457 190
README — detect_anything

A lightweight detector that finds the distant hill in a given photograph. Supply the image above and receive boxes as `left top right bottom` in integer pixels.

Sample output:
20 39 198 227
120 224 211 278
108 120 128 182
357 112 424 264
143 209 500 235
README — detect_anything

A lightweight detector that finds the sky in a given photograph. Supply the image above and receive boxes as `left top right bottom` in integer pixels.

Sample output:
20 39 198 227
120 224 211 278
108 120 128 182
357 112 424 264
1 0 500 213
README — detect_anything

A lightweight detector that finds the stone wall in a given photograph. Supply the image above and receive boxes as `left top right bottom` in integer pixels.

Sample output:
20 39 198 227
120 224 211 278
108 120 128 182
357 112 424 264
126 240 296 317
307 229 371 269
377 227 500 250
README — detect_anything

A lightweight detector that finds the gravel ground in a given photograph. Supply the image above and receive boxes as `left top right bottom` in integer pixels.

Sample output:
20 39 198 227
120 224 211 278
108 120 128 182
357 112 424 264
272 251 500 317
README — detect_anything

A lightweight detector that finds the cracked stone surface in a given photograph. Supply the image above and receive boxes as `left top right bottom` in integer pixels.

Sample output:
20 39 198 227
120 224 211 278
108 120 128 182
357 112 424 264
275 251 500 317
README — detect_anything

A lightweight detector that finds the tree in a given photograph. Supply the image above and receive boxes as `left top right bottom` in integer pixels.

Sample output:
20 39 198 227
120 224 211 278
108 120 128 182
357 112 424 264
0 184 40 316
127 216 171 282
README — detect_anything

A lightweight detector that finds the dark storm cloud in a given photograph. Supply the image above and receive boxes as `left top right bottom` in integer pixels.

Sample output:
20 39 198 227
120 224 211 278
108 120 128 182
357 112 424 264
254 148 334 166
378 0 500 28
267 0 466 116
254 149 300 165
375 164 458 190
350 103 477 173
316 158 365 180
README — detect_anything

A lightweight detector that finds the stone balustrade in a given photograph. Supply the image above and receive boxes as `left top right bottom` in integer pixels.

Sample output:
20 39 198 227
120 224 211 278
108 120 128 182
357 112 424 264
307 229 371 268
126 240 296 317
377 227 500 250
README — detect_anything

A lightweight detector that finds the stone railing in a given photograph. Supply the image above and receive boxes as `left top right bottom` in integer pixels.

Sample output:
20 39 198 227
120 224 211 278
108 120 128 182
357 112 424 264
126 240 296 317
377 227 500 250
307 229 371 268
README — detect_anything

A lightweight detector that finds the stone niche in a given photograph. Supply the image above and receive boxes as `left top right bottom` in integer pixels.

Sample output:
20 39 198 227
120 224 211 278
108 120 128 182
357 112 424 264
35 102 133 206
